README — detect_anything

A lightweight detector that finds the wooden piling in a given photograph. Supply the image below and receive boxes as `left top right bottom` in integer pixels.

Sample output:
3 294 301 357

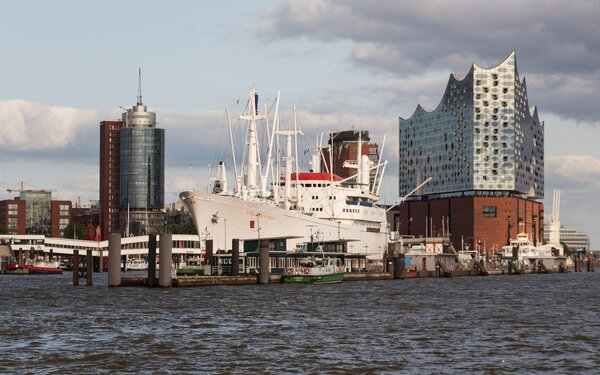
159 233 172 287
231 239 240 276
393 256 404 279
258 239 270 284
72 250 79 286
86 249 93 286
108 233 121 287
147 234 157 286
205 239 213 271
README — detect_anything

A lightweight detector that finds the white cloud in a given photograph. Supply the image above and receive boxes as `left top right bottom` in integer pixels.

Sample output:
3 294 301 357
546 155 600 189
0 100 105 151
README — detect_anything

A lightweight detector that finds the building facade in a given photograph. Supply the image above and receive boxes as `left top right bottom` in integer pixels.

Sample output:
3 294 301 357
395 52 545 252
119 92 165 235
321 130 380 185
0 200 26 234
543 224 590 252
0 192 71 237
99 73 165 239
99 120 124 240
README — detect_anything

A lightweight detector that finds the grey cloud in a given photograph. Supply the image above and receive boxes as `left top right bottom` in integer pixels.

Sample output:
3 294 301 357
260 0 600 122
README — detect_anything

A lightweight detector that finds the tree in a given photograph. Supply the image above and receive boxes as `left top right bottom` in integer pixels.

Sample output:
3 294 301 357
165 208 198 234
561 241 572 256
63 222 86 239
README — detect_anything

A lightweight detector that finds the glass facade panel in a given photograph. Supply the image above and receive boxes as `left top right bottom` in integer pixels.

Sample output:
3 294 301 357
120 127 165 209
399 52 544 198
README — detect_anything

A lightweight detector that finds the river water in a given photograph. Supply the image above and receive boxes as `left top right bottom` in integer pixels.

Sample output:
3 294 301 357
1 271 599 374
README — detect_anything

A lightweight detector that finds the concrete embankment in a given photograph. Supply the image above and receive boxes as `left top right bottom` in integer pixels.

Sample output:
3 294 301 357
119 272 394 287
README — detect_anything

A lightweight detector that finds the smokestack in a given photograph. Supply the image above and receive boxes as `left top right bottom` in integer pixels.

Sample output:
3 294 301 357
254 93 259 115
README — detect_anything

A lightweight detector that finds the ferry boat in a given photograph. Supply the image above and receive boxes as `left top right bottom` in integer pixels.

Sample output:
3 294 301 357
125 258 149 271
176 256 205 276
23 257 63 274
180 88 392 261
283 257 344 284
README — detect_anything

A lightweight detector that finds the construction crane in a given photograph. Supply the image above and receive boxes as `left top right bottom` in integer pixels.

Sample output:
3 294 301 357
6 181 57 194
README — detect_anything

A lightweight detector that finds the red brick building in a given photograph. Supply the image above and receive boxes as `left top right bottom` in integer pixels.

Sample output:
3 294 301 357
99 120 124 240
0 198 71 237
321 130 380 185
0 200 26 234
391 196 543 254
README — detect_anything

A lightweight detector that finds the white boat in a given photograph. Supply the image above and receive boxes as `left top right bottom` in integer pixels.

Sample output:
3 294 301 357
500 233 568 272
180 88 391 261
125 258 149 271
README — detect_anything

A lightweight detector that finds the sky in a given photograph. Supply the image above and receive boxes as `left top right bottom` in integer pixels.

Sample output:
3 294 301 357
1 0 599 248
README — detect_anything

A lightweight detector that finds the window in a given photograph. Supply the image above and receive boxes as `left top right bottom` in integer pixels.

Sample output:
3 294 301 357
482 206 497 218
8 204 18 215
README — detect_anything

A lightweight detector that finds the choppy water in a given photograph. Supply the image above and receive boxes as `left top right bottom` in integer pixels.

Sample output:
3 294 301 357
1 271 599 374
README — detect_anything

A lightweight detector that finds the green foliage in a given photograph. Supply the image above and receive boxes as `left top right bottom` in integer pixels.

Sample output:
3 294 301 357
561 241 572 256
165 209 198 235
63 222 86 239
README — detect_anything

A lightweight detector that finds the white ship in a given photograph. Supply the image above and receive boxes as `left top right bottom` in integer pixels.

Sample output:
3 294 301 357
179 88 393 261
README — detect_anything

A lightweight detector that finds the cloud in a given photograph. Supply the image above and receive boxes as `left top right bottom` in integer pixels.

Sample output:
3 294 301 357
545 154 600 190
260 0 600 123
0 100 101 151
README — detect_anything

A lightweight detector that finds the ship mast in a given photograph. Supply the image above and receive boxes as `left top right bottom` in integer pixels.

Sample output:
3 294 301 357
239 88 267 198
277 105 303 210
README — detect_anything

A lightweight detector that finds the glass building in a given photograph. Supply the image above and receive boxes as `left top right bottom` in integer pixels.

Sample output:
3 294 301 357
399 51 544 199
119 90 165 234
22 191 51 235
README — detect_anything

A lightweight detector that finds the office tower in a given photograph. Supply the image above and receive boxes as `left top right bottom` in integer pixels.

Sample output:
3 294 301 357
395 52 544 252
119 72 165 235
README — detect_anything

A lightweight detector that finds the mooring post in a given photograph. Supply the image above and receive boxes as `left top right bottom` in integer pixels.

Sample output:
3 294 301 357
108 233 121 287
258 239 270 284
73 250 79 286
386 243 395 277
232 239 240 276
205 240 213 276
159 233 173 287
148 234 157 286
393 255 404 279
86 249 93 286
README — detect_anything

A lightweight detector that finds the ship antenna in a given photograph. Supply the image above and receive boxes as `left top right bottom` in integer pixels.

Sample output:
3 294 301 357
137 67 143 105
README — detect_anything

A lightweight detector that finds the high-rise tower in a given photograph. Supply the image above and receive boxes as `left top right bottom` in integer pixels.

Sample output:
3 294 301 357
394 52 545 252
119 69 165 235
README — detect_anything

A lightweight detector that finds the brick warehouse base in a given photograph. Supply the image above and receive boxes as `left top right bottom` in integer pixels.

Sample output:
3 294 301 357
391 195 543 254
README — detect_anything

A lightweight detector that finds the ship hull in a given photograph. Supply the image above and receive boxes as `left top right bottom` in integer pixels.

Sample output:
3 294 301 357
179 191 388 260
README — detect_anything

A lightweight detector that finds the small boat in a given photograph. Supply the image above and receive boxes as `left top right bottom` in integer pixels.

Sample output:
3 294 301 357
125 258 149 271
23 258 63 274
176 256 205 276
283 257 344 284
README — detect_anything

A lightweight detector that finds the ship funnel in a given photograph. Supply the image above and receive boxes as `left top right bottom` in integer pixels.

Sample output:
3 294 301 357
212 161 228 194
254 93 259 115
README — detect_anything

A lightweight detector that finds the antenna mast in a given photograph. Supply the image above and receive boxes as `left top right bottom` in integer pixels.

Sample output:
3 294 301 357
137 67 143 105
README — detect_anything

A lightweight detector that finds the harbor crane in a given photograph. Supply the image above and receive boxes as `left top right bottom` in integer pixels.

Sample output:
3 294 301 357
6 181 56 194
